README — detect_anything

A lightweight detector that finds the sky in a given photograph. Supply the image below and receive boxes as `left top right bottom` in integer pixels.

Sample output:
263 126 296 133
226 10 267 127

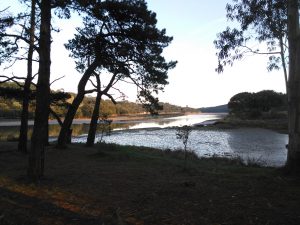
0 0 286 108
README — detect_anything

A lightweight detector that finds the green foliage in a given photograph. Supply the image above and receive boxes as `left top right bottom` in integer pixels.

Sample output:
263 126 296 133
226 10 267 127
75 97 196 118
228 90 286 119
65 0 176 111
0 82 71 119
0 85 195 119
0 9 16 65
214 0 287 73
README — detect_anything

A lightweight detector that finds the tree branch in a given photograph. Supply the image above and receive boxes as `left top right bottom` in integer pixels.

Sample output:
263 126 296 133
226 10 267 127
103 92 117 104
240 45 281 55
50 75 65 86
0 33 40 52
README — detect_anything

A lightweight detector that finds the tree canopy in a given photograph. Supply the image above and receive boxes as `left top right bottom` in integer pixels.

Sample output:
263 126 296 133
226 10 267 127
57 0 176 147
66 0 176 103
228 90 286 118
214 0 288 88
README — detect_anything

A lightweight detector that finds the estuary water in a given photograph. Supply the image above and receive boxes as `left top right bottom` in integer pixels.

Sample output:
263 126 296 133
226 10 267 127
0 113 288 166
72 114 288 167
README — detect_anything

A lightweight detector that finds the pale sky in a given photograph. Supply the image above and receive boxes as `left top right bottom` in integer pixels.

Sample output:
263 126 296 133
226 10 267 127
0 1 286 108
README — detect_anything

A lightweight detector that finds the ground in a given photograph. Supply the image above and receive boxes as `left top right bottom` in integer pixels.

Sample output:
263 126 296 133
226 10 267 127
0 141 299 225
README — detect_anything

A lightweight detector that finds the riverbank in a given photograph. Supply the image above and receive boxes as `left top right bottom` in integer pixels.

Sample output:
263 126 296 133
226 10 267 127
200 116 288 134
0 142 299 225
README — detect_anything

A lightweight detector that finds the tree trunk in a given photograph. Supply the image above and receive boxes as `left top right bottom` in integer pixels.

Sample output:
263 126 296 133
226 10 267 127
28 0 51 181
86 75 102 147
18 0 36 153
286 0 300 172
57 61 98 148
279 36 288 96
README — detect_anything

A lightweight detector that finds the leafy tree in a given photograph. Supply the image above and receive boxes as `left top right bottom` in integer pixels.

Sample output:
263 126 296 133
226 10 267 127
228 92 254 116
216 0 300 172
26 0 101 180
1 1 44 153
57 0 176 147
0 9 15 65
228 90 285 118
254 90 284 111
214 0 288 92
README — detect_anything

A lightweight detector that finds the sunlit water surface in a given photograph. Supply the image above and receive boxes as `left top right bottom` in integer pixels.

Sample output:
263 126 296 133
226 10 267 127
72 114 288 167
0 114 288 167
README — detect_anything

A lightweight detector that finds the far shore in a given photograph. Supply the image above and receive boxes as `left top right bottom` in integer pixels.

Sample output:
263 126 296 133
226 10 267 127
0 112 225 127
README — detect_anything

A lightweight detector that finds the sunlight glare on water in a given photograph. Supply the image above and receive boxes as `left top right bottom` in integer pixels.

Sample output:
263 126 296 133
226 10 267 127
73 124 288 167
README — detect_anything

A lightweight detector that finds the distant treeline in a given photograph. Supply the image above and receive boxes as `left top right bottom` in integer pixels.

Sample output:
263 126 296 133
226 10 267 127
199 104 228 113
228 90 287 119
0 82 198 119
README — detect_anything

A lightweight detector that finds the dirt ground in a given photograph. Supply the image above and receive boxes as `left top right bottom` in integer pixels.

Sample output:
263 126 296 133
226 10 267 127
0 142 300 225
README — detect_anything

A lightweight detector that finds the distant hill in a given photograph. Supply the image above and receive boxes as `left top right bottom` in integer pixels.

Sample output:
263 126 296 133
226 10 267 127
199 104 228 113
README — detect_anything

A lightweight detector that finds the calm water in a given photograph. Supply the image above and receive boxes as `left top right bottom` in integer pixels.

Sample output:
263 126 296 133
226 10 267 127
73 127 288 167
0 113 288 166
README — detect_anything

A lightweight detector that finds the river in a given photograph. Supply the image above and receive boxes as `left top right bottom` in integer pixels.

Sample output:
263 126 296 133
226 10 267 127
0 113 288 167
72 113 288 167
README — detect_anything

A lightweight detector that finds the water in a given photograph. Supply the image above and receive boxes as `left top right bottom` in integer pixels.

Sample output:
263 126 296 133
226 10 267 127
73 113 288 167
0 114 288 166
114 113 225 130
72 128 288 167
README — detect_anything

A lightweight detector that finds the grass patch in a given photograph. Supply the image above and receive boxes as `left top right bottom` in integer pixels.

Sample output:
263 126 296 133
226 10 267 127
213 115 288 133
0 141 299 225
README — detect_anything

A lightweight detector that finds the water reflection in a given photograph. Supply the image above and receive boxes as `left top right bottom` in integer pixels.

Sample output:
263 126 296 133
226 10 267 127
1 114 288 167
226 128 288 166
123 114 224 130
73 128 288 167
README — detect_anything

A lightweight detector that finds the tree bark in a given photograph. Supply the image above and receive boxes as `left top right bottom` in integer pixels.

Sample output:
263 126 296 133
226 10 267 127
18 0 36 153
57 61 98 148
28 0 51 181
86 75 102 147
286 0 300 172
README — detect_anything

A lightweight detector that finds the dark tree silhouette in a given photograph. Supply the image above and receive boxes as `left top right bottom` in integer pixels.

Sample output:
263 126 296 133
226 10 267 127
86 74 102 146
228 90 285 118
286 0 300 172
57 0 176 147
19 0 37 153
28 0 51 180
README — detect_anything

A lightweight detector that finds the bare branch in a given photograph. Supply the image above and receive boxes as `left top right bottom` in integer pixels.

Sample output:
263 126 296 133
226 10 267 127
89 77 97 89
102 72 118 93
50 75 65 86
0 7 10 13
49 107 63 127
32 72 38 79
103 92 117 104
84 89 97 94
0 75 26 88
111 86 127 100
240 45 281 55
119 78 135 85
